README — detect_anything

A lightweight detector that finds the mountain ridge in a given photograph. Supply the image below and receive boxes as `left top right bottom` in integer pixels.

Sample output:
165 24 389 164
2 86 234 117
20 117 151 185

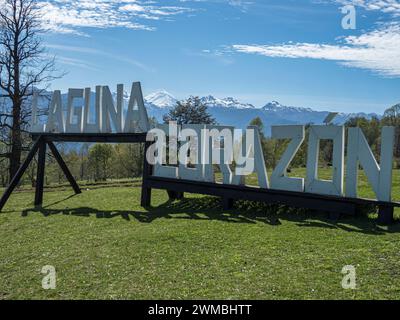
144 90 381 134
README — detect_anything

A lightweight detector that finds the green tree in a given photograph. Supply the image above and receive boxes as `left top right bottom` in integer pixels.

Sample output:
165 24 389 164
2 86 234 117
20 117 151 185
163 96 216 125
88 144 113 182
0 0 60 181
249 116 265 140
111 144 144 179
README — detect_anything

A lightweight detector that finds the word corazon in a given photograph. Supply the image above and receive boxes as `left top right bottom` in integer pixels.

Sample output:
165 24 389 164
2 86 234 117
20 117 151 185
147 123 395 202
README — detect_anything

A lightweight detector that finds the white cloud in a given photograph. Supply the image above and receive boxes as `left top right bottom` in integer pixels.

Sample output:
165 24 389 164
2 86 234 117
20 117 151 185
232 23 400 77
36 0 195 35
46 44 155 72
333 0 400 16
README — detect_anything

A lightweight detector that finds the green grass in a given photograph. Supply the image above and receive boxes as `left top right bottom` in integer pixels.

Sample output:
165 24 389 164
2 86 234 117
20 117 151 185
1 169 400 300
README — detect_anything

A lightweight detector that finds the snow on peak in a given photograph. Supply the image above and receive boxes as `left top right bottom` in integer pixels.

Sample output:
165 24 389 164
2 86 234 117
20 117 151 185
263 101 284 110
263 101 314 112
200 95 255 109
145 90 177 108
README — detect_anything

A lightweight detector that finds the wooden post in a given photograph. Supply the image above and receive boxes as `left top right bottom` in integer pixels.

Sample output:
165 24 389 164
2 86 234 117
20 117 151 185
47 141 81 195
141 141 153 207
34 139 47 206
0 138 42 211
222 198 234 210
378 205 394 225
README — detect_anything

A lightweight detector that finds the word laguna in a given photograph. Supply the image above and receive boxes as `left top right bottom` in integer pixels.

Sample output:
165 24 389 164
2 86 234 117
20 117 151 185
147 123 396 202
30 82 150 134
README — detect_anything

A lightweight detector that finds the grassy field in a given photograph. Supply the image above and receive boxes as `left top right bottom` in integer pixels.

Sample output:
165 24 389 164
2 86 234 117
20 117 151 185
1 168 400 300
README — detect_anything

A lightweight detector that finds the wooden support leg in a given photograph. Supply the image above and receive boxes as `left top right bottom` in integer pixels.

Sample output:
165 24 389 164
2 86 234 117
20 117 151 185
47 141 81 194
0 138 42 211
141 186 152 207
378 205 394 225
141 141 153 208
34 140 47 206
222 197 234 210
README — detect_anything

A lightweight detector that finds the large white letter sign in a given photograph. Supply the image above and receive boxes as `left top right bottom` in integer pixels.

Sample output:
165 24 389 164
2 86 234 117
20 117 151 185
305 125 345 196
271 125 305 192
101 85 123 133
30 92 45 132
66 88 84 133
152 124 179 179
124 82 150 133
234 126 269 188
46 90 65 133
203 125 234 184
179 124 205 182
346 127 395 201
82 87 101 133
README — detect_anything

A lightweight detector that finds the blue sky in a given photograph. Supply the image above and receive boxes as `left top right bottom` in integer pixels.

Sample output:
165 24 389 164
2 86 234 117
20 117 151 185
40 0 400 113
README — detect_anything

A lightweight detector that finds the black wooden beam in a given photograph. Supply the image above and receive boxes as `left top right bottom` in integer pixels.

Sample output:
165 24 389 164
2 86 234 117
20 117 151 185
144 176 399 219
0 138 42 211
378 205 394 225
34 139 47 206
222 198 234 210
47 141 81 195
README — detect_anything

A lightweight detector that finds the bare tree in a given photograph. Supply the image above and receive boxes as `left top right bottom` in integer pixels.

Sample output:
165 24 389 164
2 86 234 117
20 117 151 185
0 0 60 181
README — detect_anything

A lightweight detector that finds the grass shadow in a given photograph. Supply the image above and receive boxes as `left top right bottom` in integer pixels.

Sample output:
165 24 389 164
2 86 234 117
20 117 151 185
20 195 400 235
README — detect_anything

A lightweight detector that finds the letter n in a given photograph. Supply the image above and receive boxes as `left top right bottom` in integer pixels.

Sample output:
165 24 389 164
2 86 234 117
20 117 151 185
346 127 395 201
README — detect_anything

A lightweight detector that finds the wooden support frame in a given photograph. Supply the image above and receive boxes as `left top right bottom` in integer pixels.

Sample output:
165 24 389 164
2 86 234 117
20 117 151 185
0 137 42 210
1 133 398 226
142 175 400 224
138 134 399 224
0 133 148 212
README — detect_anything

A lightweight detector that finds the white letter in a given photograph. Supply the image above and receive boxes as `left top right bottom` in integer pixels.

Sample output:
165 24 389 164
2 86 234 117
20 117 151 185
124 82 150 133
150 124 179 179
234 127 269 188
271 125 305 192
30 92 45 132
101 85 123 133
83 87 101 133
346 127 395 201
203 126 234 183
46 90 65 133
305 125 344 196
66 88 84 133
179 125 204 182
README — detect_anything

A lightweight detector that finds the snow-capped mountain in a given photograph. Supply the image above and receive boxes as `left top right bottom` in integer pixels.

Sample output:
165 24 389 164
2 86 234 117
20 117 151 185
145 90 177 108
142 91 381 135
263 101 314 113
200 95 255 109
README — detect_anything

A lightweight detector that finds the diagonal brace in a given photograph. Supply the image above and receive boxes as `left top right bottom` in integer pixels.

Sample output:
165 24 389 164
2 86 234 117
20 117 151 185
47 141 81 195
0 137 43 211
